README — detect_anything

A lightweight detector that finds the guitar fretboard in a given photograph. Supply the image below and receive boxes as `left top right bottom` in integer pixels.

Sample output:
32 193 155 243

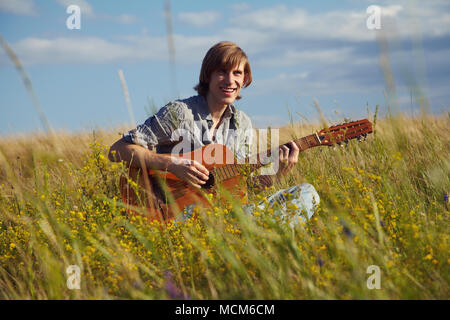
212 134 321 183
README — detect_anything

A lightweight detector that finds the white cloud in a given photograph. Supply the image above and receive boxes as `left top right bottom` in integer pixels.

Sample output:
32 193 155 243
220 28 272 54
55 0 94 17
229 3 251 12
114 14 139 24
248 68 378 97
0 34 220 66
231 4 450 42
119 33 221 64
0 0 37 16
5 36 163 65
54 0 138 24
0 31 278 67
178 11 220 27
381 5 403 17
256 48 355 67
230 5 373 42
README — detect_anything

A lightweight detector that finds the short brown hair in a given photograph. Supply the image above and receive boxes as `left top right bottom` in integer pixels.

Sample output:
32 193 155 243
194 41 252 100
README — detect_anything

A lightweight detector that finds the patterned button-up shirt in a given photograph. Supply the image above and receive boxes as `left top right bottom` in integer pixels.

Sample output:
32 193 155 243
123 95 253 161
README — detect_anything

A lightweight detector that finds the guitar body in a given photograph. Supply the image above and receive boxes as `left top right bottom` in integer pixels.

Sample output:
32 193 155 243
119 144 247 222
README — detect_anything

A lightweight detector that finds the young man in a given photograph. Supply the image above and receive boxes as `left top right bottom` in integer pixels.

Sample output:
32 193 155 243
109 41 319 224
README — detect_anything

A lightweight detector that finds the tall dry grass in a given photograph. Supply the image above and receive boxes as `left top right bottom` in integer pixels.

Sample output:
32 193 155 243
0 113 448 299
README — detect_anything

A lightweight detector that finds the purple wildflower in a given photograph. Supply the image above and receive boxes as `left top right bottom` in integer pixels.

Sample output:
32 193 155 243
317 258 324 267
339 220 354 238
164 271 190 300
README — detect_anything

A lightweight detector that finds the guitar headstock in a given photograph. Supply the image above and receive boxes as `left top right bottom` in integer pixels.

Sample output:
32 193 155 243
317 119 373 146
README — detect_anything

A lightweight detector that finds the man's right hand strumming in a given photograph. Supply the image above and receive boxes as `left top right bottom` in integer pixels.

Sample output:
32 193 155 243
108 138 210 189
168 158 209 189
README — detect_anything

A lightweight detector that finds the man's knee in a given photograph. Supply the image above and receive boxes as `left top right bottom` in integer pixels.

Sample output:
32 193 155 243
298 183 320 206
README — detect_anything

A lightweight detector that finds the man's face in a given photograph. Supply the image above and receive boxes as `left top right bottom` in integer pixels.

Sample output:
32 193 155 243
207 61 246 107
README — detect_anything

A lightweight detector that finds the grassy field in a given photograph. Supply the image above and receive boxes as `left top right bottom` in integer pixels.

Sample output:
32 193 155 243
0 113 448 299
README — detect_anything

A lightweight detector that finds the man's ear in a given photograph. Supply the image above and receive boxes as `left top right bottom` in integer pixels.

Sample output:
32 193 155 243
243 73 249 87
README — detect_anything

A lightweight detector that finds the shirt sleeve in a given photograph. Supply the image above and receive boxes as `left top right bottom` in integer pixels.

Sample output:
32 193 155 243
122 101 185 150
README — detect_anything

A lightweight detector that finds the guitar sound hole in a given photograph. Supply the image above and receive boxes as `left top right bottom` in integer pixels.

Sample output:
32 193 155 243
202 173 215 189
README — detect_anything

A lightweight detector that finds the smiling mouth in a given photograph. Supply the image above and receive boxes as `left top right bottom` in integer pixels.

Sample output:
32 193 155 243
220 87 237 93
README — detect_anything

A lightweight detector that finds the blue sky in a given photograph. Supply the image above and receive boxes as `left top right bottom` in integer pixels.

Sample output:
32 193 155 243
1 0 449 135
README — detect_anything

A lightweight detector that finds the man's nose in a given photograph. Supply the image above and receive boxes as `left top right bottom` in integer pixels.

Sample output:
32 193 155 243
224 72 233 84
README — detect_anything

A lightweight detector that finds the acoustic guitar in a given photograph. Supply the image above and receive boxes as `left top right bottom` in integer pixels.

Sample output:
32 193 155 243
119 119 373 222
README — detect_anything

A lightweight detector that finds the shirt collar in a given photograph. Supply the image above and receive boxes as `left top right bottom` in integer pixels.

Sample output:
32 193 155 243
198 95 235 122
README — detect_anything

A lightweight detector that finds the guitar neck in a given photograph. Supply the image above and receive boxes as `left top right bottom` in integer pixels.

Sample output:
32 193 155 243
212 133 322 183
250 132 322 170
286 133 323 151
